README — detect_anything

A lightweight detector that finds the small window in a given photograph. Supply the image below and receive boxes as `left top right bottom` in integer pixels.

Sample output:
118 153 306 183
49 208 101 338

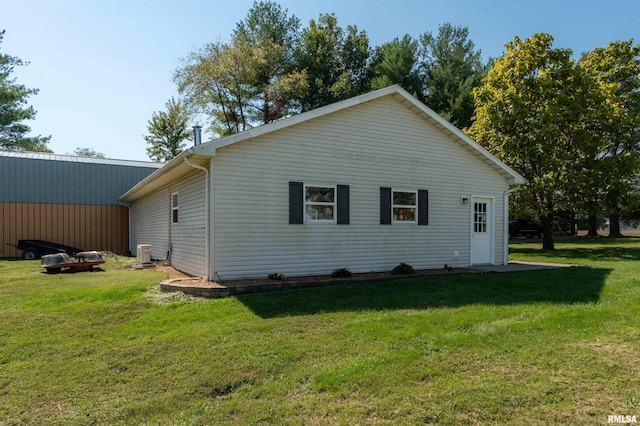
171 192 179 224
392 190 417 223
305 185 336 222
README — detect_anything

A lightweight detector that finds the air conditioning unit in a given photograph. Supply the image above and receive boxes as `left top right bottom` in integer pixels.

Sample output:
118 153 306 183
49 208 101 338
137 244 152 264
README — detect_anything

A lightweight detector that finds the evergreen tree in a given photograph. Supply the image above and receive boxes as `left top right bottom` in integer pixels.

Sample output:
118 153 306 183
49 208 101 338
421 23 488 129
0 30 51 152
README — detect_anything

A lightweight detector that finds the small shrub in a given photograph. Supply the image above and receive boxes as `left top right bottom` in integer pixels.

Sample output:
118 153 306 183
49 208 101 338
331 268 353 278
391 263 415 275
267 272 286 281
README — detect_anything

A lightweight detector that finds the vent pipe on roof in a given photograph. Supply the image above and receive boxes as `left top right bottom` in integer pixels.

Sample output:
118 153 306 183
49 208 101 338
193 126 202 146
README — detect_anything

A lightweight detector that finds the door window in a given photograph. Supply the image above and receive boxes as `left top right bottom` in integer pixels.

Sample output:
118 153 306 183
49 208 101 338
474 202 487 233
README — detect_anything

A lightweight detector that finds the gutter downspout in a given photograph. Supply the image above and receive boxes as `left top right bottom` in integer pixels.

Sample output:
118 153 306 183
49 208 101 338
504 186 521 265
184 156 210 281
119 201 132 256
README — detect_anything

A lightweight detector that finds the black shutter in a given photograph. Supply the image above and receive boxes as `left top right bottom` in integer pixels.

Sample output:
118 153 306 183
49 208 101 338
418 189 429 225
289 182 303 224
337 185 350 225
380 187 392 225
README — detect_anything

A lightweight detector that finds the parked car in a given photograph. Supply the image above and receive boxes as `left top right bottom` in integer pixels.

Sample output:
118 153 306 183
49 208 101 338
509 219 544 238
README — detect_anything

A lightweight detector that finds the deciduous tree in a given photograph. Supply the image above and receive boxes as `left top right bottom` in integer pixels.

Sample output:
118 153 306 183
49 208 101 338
294 13 370 110
468 33 589 250
144 97 191 163
72 147 105 158
174 1 307 135
579 40 640 237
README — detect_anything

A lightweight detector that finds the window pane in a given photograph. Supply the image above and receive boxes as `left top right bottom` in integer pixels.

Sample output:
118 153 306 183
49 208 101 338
393 191 416 206
306 187 334 203
305 205 334 221
172 209 178 223
172 194 178 208
393 207 416 222
474 203 487 233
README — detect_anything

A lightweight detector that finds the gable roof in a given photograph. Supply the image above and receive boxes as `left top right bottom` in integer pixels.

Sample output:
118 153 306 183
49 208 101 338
121 85 524 202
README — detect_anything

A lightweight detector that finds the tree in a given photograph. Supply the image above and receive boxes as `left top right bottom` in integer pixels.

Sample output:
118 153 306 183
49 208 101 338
233 0 305 123
421 23 488 129
579 40 640 237
72 147 105 158
367 35 423 98
174 1 307 135
294 13 370 110
467 33 590 250
144 97 192 163
0 30 51 152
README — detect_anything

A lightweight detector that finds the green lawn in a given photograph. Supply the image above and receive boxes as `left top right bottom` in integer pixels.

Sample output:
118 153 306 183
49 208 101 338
1 239 639 425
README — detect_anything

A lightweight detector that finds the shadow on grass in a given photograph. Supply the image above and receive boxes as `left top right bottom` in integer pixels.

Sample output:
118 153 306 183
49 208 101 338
510 237 640 262
237 266 609 318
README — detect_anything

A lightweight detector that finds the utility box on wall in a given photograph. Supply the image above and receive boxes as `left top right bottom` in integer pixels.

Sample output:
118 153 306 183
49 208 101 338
137 244 152 264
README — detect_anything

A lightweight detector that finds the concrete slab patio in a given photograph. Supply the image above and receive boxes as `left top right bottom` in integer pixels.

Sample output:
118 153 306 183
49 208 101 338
471 261 576 273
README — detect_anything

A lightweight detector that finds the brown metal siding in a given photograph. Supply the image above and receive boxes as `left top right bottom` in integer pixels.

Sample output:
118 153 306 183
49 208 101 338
0 202 129 258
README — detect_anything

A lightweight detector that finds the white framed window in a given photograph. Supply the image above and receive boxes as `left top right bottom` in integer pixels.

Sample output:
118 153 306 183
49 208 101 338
304 185 336 223
392 189 417 223
171 192 179 224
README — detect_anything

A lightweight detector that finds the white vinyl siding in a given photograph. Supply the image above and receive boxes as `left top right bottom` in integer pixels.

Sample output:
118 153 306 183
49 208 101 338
171 171 207 276
210 96 507 280
169 172 207 277
130 190 169 260
129 171 207 277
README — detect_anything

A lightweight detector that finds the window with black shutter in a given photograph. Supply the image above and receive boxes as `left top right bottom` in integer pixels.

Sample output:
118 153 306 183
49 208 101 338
290 182 350 224
380 187 428 225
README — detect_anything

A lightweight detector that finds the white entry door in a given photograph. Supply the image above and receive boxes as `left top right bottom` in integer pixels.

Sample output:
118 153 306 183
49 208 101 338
471 197 493 265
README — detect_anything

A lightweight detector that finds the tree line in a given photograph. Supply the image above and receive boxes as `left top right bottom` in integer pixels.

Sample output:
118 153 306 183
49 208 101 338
145 1 487 163
468 34 640 248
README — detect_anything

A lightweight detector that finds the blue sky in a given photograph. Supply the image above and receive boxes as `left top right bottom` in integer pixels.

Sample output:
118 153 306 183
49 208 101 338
1 0 638 161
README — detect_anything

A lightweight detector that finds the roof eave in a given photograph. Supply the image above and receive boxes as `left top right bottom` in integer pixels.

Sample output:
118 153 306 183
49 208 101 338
120 149 201 202
121 85 525 201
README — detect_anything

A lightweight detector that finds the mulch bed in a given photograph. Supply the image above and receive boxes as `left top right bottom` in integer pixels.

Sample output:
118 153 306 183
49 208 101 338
163 267 483 290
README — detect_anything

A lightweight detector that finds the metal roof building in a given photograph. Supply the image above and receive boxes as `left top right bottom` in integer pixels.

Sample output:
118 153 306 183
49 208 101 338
1 151 161 258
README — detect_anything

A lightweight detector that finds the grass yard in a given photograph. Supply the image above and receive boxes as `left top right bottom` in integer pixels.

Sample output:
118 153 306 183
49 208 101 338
1 238 639 425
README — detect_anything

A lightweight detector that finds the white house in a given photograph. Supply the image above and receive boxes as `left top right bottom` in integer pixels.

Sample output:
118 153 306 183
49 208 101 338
120 85 524 281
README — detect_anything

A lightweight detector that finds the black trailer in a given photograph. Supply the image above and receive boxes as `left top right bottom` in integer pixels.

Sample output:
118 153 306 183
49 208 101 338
6 240 84 260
